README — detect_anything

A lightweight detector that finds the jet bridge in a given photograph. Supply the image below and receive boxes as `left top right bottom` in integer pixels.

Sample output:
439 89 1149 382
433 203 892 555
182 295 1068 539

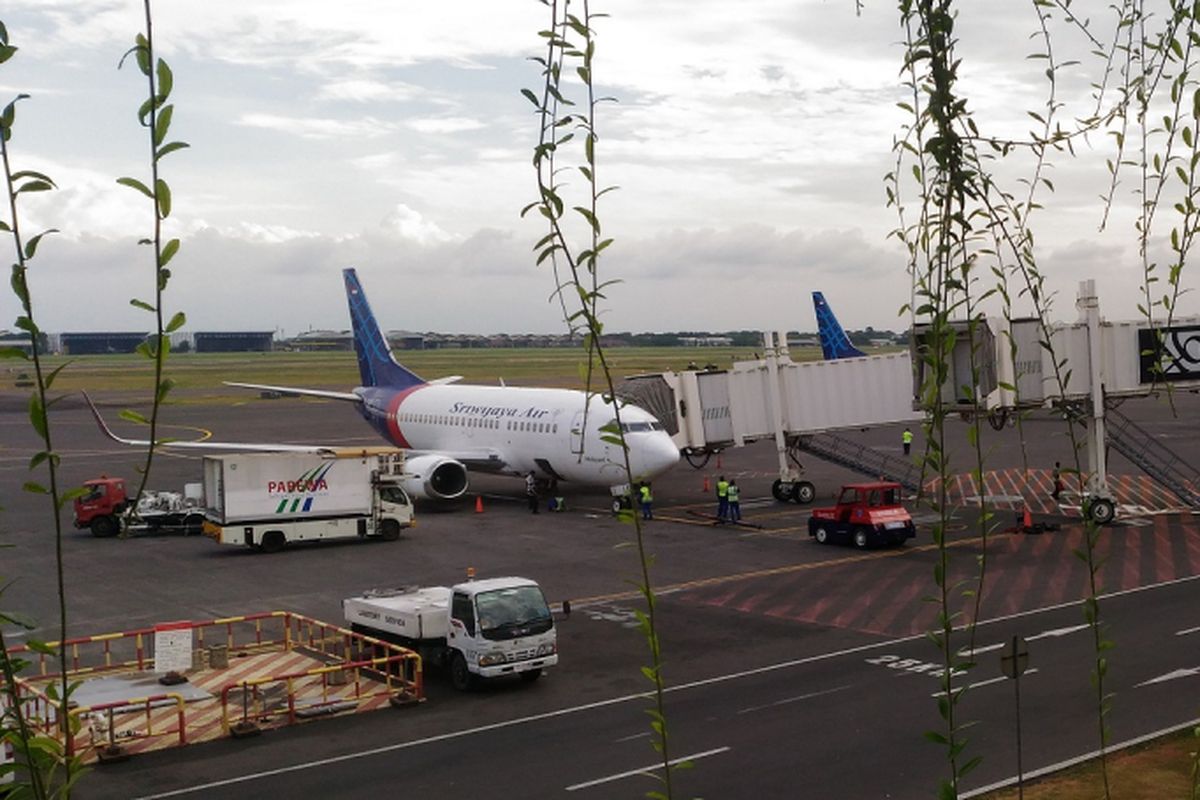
619 335 922 503
620 280 1200 522
911 279 1200 522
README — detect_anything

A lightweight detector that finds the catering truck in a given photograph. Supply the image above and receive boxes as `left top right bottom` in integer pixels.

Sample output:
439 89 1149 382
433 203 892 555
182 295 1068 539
202 450 414 553
344 576 558 690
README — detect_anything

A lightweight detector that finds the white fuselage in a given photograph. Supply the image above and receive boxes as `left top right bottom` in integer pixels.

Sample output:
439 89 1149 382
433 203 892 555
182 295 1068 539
358 383 679 487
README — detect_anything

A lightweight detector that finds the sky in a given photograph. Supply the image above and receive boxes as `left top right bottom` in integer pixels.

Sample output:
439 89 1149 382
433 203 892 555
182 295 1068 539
1 1 1198 337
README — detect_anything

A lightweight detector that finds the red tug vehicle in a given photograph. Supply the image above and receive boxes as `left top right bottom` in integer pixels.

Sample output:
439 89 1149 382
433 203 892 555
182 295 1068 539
807 481 916 548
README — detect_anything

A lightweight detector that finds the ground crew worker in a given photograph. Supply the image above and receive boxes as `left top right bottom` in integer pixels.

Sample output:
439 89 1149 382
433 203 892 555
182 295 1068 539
1051 461 1064 501
526 471 539 514
902 427 914 456
639 483 653 520
716 475 730 522
727 480 741 522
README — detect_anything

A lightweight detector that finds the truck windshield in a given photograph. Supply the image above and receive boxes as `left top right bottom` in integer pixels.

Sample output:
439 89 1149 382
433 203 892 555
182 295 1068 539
476 585 553 641
378 485 409 505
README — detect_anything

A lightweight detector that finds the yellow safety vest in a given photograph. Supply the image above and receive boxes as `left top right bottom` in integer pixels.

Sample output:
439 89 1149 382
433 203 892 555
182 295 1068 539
640 486 652 503
902 430 914 444
727 485 740 502
716 480 729 498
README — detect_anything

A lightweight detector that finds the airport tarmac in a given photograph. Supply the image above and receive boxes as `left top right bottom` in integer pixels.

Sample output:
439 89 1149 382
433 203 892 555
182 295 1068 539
1 389 1198 799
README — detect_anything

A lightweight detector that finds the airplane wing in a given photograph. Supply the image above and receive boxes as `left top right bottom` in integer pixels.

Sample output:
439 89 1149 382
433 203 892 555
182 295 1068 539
84 392 505 466
223 381 362 402
407 448 509 471
82 391 338 454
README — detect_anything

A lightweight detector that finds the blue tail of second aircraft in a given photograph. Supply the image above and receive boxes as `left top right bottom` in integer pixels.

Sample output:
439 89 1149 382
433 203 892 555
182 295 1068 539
813 291 867 360
343 268 426 389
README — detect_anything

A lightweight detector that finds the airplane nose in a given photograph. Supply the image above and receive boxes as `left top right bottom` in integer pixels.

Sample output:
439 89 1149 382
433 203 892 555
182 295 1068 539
637 433 680 479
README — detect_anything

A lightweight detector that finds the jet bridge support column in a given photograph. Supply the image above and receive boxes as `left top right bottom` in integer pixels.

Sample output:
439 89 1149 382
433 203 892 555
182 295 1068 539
1079 280 1116 524
764 331 815 504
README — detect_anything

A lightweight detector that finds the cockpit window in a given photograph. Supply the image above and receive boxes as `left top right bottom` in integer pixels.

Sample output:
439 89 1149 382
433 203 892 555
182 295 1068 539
619 421 663 433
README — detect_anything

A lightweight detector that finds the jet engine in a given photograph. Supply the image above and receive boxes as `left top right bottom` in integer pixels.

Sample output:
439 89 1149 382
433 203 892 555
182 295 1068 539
399 454 469 500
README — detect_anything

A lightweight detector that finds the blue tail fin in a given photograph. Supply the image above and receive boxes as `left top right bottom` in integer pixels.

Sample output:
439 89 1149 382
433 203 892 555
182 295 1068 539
343 268 425 389
813 291 866 360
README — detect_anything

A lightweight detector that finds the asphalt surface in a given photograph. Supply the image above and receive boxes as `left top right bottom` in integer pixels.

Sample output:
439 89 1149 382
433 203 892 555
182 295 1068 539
1 389 1198 799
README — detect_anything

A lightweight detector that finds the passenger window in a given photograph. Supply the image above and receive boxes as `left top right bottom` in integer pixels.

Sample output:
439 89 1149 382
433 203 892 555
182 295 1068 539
452 593 476 637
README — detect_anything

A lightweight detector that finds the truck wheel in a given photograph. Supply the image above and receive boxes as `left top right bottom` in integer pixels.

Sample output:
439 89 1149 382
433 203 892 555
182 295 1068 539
853 527 870 549
519 668 542 683
260 531 286 554
814 526 829 545
450 653 475 691
611 496 631 514
379 519 401 541
90 516 118 538
792 481 816 504
184 513 204 536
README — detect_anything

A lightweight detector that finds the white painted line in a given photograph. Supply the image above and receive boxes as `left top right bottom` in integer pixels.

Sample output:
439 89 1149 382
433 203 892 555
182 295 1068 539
1176 625 1200 636
132 572 1200 799
737 684 852 714
959 623 1091 657
1134 666 1200 687
614 731 652 743
564 747 730 792
932 669 1039 698
961 716 1200 798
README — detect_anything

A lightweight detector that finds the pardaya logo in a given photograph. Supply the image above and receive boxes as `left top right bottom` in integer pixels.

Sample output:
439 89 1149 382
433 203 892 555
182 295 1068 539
270 462 335 514
268 478 329 494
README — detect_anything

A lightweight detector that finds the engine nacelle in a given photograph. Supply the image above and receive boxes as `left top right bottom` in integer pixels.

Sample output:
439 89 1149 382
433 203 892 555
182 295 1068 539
399 454 469 500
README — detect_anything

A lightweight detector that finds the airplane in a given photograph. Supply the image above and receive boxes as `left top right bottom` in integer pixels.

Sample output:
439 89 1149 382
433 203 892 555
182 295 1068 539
88 268 680 509
812 291 867 360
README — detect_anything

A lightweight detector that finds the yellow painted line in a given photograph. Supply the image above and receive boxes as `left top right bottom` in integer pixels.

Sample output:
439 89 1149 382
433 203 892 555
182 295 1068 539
570 531 1017 607
160 424 214 443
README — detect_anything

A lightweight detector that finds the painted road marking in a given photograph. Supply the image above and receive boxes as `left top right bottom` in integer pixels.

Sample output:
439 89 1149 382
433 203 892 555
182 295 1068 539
569 531 1003 608
736 684 852 715
133 572 1200 800
1134 666 1200 687
961 623 1091 656
564 747 731 792
1176 625 1200 636
932 669 1040 698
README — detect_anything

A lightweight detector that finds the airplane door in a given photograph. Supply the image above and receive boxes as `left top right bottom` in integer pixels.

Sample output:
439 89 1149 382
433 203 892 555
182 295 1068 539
570 411 585 455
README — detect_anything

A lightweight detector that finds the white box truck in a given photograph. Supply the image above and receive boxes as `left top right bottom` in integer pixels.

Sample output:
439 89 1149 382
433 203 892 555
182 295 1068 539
202 450 414 553
344 577 558 690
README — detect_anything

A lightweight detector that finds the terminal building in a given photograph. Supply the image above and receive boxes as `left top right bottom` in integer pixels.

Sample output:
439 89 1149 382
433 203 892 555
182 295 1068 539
60 332 148 355
193 331 274 353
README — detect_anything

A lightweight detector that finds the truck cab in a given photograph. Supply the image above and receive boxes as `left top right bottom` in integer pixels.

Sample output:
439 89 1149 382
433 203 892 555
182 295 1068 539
808 481 915 548
73 476 128 537
450 578 557 688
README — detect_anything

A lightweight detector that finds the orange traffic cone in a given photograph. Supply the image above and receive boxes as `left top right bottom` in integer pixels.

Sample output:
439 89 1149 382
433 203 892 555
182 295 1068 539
702 475 711 493
475 495 484 513
1022 507 1032 530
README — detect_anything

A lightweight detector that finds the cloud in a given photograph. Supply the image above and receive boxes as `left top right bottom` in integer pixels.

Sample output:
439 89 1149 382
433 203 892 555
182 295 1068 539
406 117 487 135
236 113 394 140
378 204 454 245
314 79 424 104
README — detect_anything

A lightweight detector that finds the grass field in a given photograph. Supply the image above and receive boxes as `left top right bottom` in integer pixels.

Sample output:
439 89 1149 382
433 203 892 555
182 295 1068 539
982 726 1199 799
1 345 837 397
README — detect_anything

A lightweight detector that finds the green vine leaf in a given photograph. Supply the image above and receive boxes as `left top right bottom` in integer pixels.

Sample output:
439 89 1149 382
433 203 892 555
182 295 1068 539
117 176 154 198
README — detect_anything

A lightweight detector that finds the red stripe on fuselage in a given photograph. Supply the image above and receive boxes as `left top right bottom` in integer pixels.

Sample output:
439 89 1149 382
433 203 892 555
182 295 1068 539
386 385 427 448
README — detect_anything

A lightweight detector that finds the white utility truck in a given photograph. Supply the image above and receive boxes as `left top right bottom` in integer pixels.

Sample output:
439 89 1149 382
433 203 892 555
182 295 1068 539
343 577 558 690
202 450 413 553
